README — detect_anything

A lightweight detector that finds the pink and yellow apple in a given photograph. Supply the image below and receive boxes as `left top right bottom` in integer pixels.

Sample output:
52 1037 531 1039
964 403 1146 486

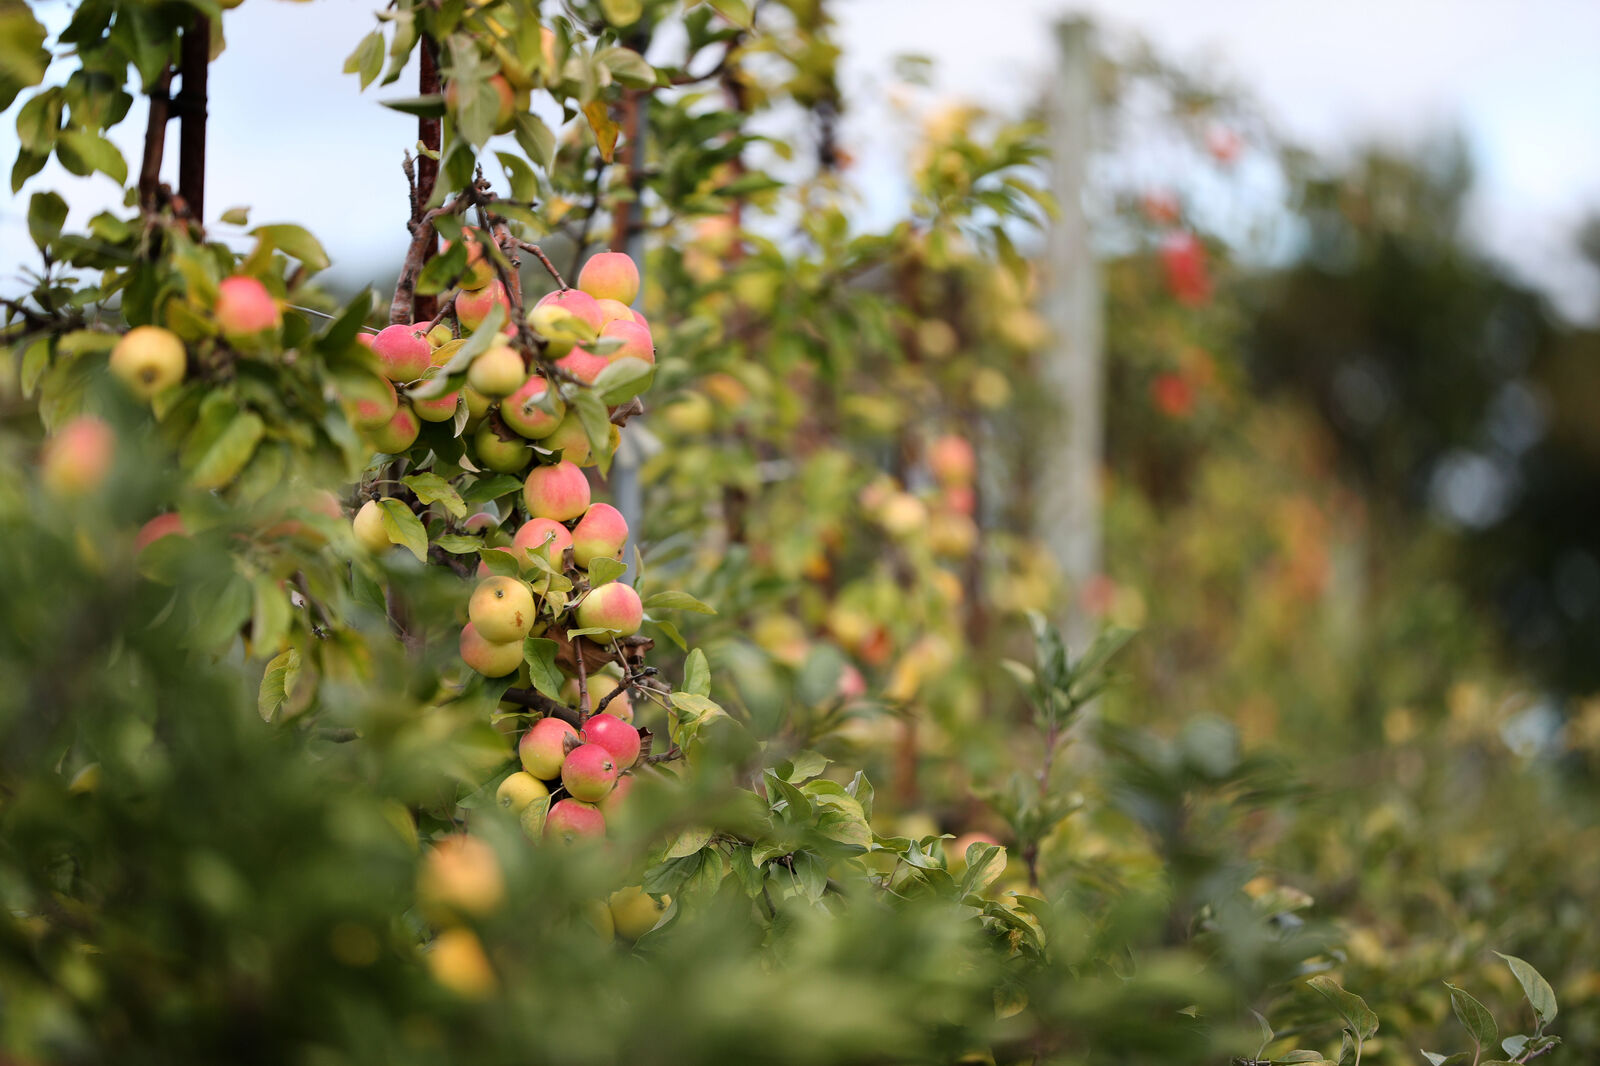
575 581 643 638
523 460 590 522
109 325 186 399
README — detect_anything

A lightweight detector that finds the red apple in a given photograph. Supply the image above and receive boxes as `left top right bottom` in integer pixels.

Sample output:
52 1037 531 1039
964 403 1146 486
561 742 619 802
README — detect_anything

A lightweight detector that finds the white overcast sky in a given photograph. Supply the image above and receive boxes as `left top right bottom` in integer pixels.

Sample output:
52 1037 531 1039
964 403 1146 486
4 0 1599 321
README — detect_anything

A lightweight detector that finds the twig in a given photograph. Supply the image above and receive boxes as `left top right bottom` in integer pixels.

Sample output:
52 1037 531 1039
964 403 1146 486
507 238 567 289
138 68 175 216
501 686 580 728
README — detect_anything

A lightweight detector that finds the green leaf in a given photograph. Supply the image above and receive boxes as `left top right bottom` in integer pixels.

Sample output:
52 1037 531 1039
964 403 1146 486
643 590 716 614
783 750 830 783
343 30 384 90
593 355 655 405
522 637 563 700
519 793 551 837
587 557 627 586
435 534 484 553
190 412 265 490
597 45 654 86
251 224 330 272
0 5 50 112
708 0 753 28
403 472 467 518
1494 952 1557 1024
250 574 290 655
670 692 725 721
478 548 521 577
1445 983 1498 1054
416 241 470 296
219 206 250 226
845 770 874 821
599 0 643 26
682 648 710 697
57 129 127 185
651 617 685 650
513 113 556 170
569 388 614 472
378 498 428 562
380 94 447 118
257 647 301 723
463 473 523 503
1307 976 1378 1042
957 843 1007 898
582 100 619 163
26 190 66 251
19 336 49 397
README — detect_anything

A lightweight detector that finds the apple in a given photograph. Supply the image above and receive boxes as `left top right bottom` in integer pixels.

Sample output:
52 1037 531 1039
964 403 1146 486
41 415 114 496
661 392 714 436
135 512 186 553
600 320 654 365
512 517 573 566
555 346 611 386
520 716 578 779
351 499 391 552
442 226 496 290
593 298 634 328
500 373 563 439
577 251 640 304
214 275 280 335
109 325 186 399
495 771 549 814
466 342 524 398
570 502 628 568
427 927 496 998
566 673 631 721
581 712 640 769
575 581 642 638
366 404 421 454
469 575 537 643
418 833 504 917
371 323 433 382
630 309 649 329
538 410 593 466
462 385 491 425
560 742 618 802
345 374 399 427
608 885 669 940
527 303 583 357
534 288 603 332
411 378 461 422
877 491 926 537
463 512 498 534
928 434 976 486
426 322 455 347
456 281 511 332
598 769 634 818
445 74 526 135
459 622 524 677
544 798 605 843
522 460 590 521
472 421 533 474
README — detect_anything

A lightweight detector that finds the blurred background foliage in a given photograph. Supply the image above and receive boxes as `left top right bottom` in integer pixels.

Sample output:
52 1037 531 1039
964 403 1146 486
2 0 1598 1064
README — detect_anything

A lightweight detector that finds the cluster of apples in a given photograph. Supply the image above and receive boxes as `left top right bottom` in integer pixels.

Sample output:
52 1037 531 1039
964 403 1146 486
496 707 641 844
857 433 979 560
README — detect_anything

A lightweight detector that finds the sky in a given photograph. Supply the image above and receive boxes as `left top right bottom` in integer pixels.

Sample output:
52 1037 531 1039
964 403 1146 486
4 0 1599 321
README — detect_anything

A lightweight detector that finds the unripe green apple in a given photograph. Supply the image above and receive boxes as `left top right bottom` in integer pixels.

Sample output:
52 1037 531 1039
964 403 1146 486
560 742 619 802
539 410 593 466
544 798 605 843
214 275 280 335
460 622 523 677
661 391 714 436
41 416 115 497
466 342 525 398
351 499 391 553
371 324 433 382
468 574 537 643
462 385 491 428
427 927 496 998
512 517 573 566
367 404 421 454
456 281 511 333
426 322 455 347
500 373 564 439
522 460 590 521
519 716 578 779
527 304 581 357
581 712 640 769
419 833 505 918
109 325 186 399
472 420 533 473
495 771 549 814
575 581 643 638
565 673 631 721
608 885 669 940
570 502 628 568
577 251 640 304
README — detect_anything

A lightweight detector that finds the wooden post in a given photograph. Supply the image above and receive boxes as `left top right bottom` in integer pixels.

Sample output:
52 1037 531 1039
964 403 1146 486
177 15 209 221
610 89 648 582
1041 18 1104 649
